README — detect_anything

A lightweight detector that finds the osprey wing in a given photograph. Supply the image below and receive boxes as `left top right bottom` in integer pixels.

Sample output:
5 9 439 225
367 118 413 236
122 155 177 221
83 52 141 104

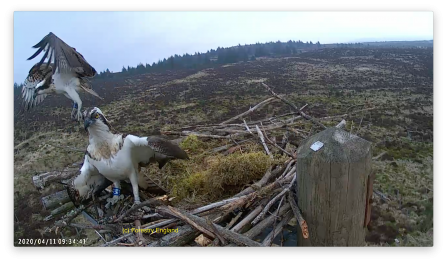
21 63 53 110
125 135 189 169
27 32 96 77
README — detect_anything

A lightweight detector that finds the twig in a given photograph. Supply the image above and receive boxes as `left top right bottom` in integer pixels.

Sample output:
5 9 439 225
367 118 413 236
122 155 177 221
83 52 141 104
262 211 293 246
102 196 243 247
244 203 291 239
252 174 296 225
230 199 268 233
373 189 391 202
264 195 285 246
167 206 216 240
372 151 387 160
220 97 276 125
335 119 346 129
300 104 308 111
261 123 294 158
261 83 326 129
255 125 273 159
225 211 243 230
357 112 365 134
243 119 253 134
207 218 227 245
287 192 309 239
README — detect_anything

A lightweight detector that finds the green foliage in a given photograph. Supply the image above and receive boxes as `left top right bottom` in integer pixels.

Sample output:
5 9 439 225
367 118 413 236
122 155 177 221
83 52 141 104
179 135 206 154
171 151 273 201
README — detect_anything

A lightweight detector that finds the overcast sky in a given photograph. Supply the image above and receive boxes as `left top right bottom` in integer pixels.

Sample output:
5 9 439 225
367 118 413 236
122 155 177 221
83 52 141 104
13 11 433 83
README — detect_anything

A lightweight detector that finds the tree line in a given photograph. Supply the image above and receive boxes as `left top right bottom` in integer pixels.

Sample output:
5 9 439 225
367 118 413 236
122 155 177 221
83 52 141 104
94 40 329 79
15 39 366 87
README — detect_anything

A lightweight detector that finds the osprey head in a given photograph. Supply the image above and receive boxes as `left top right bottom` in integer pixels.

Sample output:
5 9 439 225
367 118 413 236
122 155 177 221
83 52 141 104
83 107 111 132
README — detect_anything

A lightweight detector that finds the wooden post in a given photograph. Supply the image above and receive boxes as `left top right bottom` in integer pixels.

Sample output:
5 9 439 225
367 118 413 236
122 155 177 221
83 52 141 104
296 127 372 246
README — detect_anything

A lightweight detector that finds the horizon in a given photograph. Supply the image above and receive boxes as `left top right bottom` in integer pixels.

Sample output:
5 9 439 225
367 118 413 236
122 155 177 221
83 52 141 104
13 11 433 83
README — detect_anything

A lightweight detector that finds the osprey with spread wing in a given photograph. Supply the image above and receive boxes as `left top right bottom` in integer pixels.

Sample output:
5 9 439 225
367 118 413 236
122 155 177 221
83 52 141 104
22 32 102 121
69 107 189 206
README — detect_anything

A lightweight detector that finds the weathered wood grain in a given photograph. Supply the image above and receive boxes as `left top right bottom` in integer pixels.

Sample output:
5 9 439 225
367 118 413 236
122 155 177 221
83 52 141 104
296 127 372 246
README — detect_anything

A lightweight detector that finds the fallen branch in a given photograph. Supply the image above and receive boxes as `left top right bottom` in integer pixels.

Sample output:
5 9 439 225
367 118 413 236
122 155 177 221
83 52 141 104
220 97 277 125
252 174 296 225
372 151 387 160
373 189 391 202
148 225 200 247
244 203 291 239
262 211 294 246
167 206 217 240
261 123 294 158
263 195 286 246
113 196 168 223
166 206 264 247
336 119 347 129
231 199 268 233
207 217 227 245
256 125 273 159
262 83 326 129
102 195 244 247
287 192 309 239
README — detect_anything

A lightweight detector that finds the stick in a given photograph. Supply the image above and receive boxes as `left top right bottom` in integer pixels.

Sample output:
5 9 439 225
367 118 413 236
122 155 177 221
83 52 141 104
252 174 296 225
134 220 144 246
287 192 309 239
167 206 264 247
225 211 243 230
261 211 294 246
147 225 200 247
335 119 346 129
372 151 387 160
231 199 268 233
261 83 326 129
252 188 289 225
373 189 391 202
255 125 273 159
113 196 168 223
167 206 217 240
207 217 227 245
244 203 291 239
263 195 285 246
261 123 294 158
220 97 276 125
233 162 290 197
243 119 253 134
300 104 308 111
102 196 244 247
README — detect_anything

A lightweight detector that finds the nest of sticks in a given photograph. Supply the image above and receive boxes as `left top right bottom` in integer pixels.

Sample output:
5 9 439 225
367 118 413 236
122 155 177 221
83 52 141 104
35 83 377 247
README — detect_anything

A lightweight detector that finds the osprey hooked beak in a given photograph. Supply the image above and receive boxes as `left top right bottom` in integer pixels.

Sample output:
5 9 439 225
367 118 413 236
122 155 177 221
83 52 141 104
84 116 94 131
83 107 112 132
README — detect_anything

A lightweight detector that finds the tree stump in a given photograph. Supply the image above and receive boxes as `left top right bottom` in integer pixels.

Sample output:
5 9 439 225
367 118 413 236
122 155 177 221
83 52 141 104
296 127 372 246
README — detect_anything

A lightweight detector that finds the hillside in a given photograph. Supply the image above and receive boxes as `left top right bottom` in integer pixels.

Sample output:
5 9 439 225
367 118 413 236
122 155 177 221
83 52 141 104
14 47 433 246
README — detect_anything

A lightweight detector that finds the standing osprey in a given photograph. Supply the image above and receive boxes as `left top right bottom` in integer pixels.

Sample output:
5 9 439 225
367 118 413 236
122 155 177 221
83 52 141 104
71 107 189 206
22 32 102 121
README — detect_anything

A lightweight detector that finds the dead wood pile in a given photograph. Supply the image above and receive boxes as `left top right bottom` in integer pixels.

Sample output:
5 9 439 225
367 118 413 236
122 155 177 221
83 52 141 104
34 83 378 247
